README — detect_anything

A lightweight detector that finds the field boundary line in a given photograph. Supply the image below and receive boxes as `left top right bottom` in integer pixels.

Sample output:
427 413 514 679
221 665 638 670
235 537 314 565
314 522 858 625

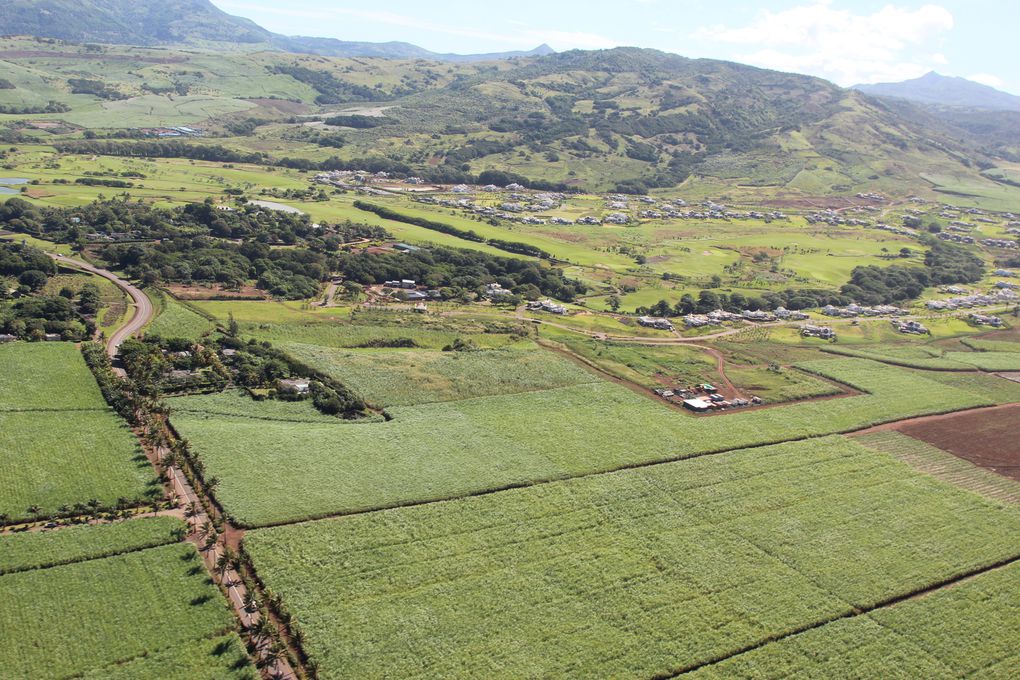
656 552 1020 679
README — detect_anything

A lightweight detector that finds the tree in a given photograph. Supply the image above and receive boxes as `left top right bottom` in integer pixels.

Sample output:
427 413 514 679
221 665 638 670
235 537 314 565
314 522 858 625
18 269 48 291
227 312 239 338
607 295 621 312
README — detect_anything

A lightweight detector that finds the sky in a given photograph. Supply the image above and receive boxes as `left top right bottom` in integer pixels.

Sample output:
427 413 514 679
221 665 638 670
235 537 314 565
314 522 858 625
212 0 1019 94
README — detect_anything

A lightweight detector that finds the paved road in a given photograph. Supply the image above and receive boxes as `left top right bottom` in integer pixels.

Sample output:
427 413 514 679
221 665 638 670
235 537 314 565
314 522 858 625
49 254 154 357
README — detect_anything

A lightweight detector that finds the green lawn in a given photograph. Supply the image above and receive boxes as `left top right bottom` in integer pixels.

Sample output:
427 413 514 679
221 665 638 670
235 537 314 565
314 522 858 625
0 516 185 575
172 358 993 526
0 543 239 680
243 435 1020 679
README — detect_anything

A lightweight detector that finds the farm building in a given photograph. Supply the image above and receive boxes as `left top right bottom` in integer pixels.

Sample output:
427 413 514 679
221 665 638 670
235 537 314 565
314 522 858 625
683 398 712 412
638 316 674 331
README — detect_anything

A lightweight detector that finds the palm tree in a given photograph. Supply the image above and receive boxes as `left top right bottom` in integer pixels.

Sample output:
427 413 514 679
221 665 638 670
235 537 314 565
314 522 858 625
27 504 42 520
216 547 236 580
242 591 259 613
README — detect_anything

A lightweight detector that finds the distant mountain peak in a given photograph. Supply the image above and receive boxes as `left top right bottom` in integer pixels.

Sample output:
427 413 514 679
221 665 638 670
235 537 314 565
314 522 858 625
0 0 558 62
853 71 1020 112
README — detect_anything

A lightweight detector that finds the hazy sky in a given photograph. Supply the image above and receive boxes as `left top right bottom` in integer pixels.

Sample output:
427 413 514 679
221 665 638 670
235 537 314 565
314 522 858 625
213 0 1018 94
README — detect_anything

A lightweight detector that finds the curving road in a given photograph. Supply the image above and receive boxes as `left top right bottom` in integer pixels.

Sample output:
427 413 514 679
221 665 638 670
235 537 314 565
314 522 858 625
49 254 153 357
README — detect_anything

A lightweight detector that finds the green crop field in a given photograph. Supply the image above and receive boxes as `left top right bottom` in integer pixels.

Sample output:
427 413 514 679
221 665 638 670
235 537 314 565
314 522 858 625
0 342 109 411
689 560 1020 678
916 370 1020 404
962 337 1020 353
0 516 186 574
0 543 238 679
243 436 1020 679
282 344 597 406
946 351 1020 371
821 344 972 370
145 291 217 339
0 343 157 522
0 409 156 522
172 358 991 526
80 633 255 680
244 319 523 351
169 388 367 424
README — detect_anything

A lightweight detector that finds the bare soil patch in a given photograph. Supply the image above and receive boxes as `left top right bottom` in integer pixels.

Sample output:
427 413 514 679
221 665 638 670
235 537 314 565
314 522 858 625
894 404 1020 481
164 283 266 300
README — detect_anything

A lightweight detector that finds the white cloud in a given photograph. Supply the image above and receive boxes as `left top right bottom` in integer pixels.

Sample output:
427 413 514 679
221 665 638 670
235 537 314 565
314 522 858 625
695 1 954 85
967 73 1004 88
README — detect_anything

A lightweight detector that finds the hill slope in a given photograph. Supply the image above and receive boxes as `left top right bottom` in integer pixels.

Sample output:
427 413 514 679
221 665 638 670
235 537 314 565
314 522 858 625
0 0 554 61
854 72 1020 112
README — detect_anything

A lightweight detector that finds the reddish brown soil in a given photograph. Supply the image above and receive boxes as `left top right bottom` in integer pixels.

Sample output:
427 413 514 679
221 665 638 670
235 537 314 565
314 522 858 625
164 283 266 300
892 404 1020 481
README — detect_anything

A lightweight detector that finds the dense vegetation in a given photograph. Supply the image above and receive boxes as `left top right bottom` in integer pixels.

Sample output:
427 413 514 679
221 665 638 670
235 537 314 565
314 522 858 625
335 244 585 301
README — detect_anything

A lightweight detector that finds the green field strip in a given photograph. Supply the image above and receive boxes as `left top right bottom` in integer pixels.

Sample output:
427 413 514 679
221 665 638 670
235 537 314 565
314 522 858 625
855 431 1020 505
0 516 187 575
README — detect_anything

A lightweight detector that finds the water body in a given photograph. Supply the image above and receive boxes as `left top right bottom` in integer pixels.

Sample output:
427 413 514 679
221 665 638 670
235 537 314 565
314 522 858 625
0 177 29 185
249 200 305 215
0 187 17 195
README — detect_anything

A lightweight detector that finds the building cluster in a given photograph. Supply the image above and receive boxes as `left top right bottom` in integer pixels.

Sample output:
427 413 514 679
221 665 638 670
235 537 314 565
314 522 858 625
981 238 1018 250
638 316 674 331
800 325 836 340
527 299 567 315
926 288 1018 310
936 232 975 245
891 319 929 335
652 382 763 412
821 304 907 318
969 313 1004 327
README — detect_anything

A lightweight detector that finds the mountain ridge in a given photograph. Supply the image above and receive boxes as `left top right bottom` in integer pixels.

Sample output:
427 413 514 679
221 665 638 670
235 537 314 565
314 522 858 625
853 71 1020 112
0 0 555 61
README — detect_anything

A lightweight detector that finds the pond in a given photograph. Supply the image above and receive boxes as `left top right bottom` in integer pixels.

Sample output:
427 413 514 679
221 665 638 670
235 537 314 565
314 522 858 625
0 187 18 195
0 177 29 185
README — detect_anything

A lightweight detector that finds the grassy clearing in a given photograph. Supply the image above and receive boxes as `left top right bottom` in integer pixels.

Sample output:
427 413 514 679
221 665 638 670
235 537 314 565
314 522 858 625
145 291 217 340
0 516 186 574
0 342 108 411
244 436 1020 679
173 358 992 526
690 560 1020 679
80 633 255 680
725 365 841 402
282 344 597 406
538 329 717 387
0 543 237 680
